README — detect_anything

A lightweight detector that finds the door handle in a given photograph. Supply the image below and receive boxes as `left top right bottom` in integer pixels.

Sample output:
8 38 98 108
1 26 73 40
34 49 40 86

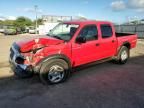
112 40 115 43
96 43 100 46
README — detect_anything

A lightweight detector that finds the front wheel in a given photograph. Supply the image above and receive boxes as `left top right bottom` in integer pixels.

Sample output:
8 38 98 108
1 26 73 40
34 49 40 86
39 59 70 84
116 46 129 64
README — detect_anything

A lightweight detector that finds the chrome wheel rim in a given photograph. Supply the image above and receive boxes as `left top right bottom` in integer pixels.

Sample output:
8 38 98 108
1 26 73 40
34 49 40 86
121 50 128 61
48 65 65 83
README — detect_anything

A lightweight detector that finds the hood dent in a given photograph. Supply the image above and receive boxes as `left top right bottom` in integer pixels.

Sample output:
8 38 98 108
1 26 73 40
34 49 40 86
16 36 64 53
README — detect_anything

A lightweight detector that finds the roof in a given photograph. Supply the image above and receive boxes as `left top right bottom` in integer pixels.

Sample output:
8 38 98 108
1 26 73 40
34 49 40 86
64 20 112 25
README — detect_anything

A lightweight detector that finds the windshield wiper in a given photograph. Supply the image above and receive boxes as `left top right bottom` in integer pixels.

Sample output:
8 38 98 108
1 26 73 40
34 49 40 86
52 35 63 40
47 34 64 41
47 33 51 36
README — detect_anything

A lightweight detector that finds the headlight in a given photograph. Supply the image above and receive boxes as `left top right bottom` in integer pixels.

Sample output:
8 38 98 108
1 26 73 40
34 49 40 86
15 56 25 64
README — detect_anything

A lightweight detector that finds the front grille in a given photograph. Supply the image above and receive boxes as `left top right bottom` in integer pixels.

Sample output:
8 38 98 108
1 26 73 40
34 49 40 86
9 43 20 60
13 42 20 51
10 48 14 59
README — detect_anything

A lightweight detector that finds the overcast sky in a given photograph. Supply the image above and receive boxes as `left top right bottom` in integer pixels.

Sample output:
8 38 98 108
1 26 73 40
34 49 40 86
0 0 144 23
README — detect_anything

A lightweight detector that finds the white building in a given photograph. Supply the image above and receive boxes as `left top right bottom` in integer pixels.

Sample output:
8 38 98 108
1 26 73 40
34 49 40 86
38 15 72 35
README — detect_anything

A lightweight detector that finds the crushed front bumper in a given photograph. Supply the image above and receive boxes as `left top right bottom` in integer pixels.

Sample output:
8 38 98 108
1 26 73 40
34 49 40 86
9 43 33 77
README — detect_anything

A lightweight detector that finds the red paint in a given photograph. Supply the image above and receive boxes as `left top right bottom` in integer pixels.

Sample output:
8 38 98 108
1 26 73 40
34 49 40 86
16 36 64 52
15 21 137 67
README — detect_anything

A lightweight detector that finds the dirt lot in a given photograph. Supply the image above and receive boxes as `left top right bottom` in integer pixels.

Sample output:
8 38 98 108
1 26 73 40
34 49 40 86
0 34 144 108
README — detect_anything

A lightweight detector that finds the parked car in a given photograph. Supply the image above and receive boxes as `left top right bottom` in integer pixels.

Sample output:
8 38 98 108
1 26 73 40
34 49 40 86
0 25 4 33
9 20 137 84
29 26 36 34
4 26 17 35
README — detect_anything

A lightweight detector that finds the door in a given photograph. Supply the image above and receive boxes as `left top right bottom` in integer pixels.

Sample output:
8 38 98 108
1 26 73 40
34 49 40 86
72 25 101 66
99 24 117 58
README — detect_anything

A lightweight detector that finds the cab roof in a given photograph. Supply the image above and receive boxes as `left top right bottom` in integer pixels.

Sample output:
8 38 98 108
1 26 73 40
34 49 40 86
64 20 112 25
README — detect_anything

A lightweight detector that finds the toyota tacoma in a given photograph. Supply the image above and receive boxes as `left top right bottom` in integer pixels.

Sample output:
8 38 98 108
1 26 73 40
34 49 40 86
9 20 137 84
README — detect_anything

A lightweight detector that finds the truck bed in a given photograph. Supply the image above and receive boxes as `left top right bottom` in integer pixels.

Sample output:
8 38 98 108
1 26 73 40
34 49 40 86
116 33 137 49
116 32 134 37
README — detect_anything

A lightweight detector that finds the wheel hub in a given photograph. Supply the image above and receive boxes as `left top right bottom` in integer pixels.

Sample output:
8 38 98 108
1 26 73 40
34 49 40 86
121 50 128 61
48 65 64 83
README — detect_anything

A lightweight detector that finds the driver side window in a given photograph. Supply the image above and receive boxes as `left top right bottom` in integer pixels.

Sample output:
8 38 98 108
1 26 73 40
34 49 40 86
79 25 98 41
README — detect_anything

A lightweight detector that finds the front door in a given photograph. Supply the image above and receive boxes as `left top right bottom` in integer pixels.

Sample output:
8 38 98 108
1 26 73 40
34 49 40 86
72 25 101 66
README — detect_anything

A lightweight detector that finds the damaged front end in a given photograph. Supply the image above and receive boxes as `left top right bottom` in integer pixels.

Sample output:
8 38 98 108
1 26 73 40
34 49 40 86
9 37 64 78
9 43 33 78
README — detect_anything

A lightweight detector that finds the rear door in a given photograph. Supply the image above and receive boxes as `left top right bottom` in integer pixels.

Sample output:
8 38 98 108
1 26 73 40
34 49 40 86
99 24 117 58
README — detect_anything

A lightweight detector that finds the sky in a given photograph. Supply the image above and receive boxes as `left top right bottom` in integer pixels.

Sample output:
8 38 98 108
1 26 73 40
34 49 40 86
0 0 144 23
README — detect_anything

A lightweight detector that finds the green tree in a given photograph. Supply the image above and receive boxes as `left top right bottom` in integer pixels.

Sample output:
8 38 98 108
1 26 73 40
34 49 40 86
14 16 33 32
33 18 43 26
3 20 14 25
0 20 3 25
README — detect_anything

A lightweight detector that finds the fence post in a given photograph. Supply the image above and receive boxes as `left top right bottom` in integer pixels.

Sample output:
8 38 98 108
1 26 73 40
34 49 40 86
121 25 123 33
135 25 137 34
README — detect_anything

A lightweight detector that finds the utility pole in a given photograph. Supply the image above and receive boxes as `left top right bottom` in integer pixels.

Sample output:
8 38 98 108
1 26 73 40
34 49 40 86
35 5 38 34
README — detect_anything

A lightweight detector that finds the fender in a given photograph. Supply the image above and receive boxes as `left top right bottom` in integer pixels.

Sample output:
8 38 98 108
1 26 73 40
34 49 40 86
122 42 131 48
34 54 72 73
116 41 130 56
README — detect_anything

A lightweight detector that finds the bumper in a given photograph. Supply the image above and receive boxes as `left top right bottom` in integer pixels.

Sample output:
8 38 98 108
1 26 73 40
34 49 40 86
9 44 33 77
9 59 33 77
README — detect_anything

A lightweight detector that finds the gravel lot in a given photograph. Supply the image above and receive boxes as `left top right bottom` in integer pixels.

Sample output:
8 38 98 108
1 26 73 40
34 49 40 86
0 34 144 108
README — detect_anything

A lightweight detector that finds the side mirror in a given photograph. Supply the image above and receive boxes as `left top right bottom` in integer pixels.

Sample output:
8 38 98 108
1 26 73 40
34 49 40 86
76 36 86 43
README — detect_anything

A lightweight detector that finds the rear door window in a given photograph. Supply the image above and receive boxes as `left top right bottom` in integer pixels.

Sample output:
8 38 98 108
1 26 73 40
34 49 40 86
100 24 113 38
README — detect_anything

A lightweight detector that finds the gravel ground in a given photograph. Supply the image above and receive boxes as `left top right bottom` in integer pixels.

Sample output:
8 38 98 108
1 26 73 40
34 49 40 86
0 34 144 108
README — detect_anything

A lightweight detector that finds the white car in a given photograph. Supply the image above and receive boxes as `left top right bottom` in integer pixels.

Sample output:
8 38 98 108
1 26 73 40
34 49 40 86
0 26 4 33
29 27 36 34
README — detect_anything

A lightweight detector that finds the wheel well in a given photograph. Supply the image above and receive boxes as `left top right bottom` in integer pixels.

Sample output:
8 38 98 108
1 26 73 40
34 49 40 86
35 54 71 73
116 42 130 57
123 42 131 49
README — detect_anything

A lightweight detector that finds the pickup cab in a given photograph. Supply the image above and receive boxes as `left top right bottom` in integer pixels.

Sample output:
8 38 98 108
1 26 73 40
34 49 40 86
9 20 137 84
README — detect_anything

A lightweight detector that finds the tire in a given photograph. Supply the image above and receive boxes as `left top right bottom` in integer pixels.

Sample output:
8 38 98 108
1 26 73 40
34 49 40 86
116 46 129 64
39 59 70 84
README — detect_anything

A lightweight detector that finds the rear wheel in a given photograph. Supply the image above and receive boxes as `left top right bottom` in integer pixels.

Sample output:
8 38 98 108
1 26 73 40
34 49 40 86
116 46 129 64
39 59 70 84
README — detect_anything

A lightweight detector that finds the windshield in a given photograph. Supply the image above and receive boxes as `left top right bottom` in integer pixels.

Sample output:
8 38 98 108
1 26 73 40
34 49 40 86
47 23 79 41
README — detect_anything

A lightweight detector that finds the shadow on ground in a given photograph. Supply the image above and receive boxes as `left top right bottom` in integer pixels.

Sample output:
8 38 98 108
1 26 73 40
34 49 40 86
0 55 144 108
0 54 143 90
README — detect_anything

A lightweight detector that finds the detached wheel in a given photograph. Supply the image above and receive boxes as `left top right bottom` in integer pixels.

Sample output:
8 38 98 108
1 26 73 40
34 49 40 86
116 46 129 64
39 59 70 84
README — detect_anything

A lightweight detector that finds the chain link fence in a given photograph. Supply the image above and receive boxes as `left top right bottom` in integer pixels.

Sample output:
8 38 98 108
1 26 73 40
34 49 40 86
115 24 144 38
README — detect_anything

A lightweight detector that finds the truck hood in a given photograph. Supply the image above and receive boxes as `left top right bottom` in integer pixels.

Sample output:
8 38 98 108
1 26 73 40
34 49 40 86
16 35 64 52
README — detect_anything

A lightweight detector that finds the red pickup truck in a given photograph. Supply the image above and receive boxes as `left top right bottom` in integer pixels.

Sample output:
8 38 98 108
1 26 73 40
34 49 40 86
9 20 137 84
